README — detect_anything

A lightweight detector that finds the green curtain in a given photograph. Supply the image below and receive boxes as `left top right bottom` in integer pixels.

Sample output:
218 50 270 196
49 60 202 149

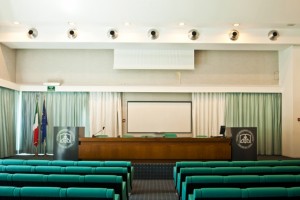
20 92 89 154
0 87 18 158
225 93 282 155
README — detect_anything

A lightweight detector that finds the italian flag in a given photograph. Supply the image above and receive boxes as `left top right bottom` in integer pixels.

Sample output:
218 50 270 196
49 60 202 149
33 102 39 146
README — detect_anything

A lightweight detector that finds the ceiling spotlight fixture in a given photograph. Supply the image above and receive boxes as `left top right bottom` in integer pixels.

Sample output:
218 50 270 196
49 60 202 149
229 29 239 41
68 29 77 39
179 22 185 26
13 21 20 25
124 22 130 26
27 28 38 39
233 23 240 27
107 29 118 39
148 29 159 40
188 29 199 40
268 30 279 41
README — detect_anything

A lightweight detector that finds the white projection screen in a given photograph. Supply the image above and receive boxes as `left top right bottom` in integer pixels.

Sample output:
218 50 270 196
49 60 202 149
127 101 192 133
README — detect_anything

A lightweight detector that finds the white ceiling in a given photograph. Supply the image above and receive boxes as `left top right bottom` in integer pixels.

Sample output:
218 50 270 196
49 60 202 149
1 0 300 49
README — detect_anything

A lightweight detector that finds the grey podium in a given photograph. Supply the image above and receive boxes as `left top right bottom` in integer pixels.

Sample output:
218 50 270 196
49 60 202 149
53 127 84 160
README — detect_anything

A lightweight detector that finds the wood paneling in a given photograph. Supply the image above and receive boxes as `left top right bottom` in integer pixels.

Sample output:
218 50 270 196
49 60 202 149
79 137 231 162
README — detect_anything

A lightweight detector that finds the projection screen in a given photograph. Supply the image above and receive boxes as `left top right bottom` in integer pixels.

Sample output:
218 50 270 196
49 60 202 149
127 101 192 133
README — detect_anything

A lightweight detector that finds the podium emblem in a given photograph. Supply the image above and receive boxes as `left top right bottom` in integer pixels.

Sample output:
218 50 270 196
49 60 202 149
56 129 75 149
235 129 255 149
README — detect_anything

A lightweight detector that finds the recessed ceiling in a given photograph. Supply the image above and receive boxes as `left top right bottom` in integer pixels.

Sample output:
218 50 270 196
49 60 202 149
0 0 300 49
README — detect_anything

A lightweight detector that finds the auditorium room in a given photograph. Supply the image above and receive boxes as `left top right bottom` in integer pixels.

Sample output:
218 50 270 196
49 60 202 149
1 0 300 199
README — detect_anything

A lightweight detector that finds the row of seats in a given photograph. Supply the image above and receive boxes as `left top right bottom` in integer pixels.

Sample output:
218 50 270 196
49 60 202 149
0 173 126 200
174 160 300 185
182 174 300 200
177 166 300 195
0 159 133 191
189 187 300 200
0 186 119 199
0 159 132 169
0 165 131 194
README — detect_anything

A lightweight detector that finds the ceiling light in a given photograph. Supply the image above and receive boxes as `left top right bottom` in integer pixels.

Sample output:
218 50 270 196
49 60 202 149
124 22 130 26
107 29 118 39
27 28 38 39
13 21 20 25
268 30 279 41
188 29 199 40
179 22 185 26
233 23 240 27
229 29 239 41
68 29 77 39
148 29 159 40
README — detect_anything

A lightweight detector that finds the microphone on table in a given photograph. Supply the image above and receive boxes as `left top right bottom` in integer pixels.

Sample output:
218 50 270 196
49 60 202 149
93 126 105 137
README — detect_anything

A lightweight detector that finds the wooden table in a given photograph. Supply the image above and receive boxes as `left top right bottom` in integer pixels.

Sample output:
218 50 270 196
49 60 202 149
79 137 231 162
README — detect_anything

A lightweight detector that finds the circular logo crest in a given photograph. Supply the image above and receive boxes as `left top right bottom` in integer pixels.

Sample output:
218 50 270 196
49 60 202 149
235 129 255 149
56 129 75 149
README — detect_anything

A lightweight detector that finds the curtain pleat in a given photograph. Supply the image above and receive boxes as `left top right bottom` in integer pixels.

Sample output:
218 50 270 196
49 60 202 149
192 93 225 137
225 93 282 155
89 92 122 137
20 92 89 154
0 87 18 158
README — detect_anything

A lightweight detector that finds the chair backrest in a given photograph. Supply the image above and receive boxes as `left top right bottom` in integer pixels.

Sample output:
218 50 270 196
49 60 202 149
163 133 177 138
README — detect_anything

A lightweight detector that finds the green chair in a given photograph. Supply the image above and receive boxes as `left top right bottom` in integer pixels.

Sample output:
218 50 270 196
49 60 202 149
163 133 177 138
123 134 134 138
196 135 208 138
95 135 109 138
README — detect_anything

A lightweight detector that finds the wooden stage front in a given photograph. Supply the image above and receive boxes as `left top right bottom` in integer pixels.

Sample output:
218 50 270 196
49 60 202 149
79 137 231 162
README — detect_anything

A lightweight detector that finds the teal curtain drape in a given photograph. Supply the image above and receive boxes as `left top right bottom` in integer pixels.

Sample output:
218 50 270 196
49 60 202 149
0 87 18 158
225 93 282 155
20 92 89 154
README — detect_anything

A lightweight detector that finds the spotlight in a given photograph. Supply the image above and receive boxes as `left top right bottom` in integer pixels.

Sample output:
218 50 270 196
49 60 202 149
27 28 38 39
188 29 199 40
148 29 159 40
229 29 239 41
107 29 118 39
268 30 279 41
68 29 77 39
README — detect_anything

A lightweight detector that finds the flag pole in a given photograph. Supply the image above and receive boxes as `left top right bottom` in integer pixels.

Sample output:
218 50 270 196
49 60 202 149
44 139 47 156
35 146 38 156
33 94 40 157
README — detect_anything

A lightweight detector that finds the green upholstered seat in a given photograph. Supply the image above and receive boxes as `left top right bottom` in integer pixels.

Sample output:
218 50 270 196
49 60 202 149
4 165 34 173
163 133 177 138
123 134 134 138
50 160 76 166
95 134 109 138
35 166 65 174
246 187 288 198
25 160 50 166
1 159 25 165
0 186 18 198
19 186 64 199
65 166 94 174
66 187 116 199
288 187 300 198
77 161 104 167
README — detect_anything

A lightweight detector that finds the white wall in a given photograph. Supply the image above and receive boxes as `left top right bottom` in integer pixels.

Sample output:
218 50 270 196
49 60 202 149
279 45 300 158
0 44 16 82
16 49 278 86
